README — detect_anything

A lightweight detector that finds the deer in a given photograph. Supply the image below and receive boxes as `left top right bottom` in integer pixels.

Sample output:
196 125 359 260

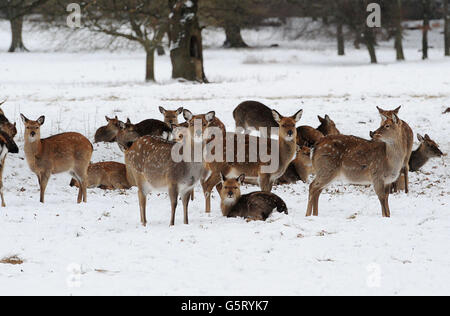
297 126 324 147
219 174 288 221
21 114 93 204
116 118 172 152
202 109 303 213
277 146 314 185
306 114 405 218
233 101 278 134
70 162 134 190
317 115 340 136
376 106 413 193
409 134 444 172
124 110 211 227
94 116 121 143
159 107 183 127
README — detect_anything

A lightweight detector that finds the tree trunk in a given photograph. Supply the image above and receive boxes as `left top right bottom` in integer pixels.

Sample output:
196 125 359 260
445 0 449 56
168 0 207 83
394 0 405 61
145 48 156 82
364 28 378 64
8 16 28 53
422 0 430 60
337 23 345 56
223 23 248 48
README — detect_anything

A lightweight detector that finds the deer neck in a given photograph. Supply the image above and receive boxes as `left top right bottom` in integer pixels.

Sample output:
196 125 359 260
410 144 429 171
383 137 405 178
221 198 237 217
24 135 43 163
278 136 296 173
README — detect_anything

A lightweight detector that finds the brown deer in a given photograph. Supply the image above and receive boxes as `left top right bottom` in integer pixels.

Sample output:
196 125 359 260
21 114 93 204
94 116 121 143
317 115 340 136
277 146 314 185
159 107 183 126
233 101 278 133
306 115 405 218
202 109 302 213
409 134 443 172
116 118 172 152
220 174 288 221
70 162 134 190
377 106 413 193
297 126 324 147
125 110 209 226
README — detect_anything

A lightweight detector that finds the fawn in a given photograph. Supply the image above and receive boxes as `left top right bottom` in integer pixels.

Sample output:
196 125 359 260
410 134 443 172
21 114 93 204
277 146 314 185
94 116 121 143
159 107 183 126
306 114 405 218
220 174 288 221
116 118 172 151
202 109 302 213
233 101 278 134
377 106 413 193
125 110 209 226
70 162 134 190
317 115 340 136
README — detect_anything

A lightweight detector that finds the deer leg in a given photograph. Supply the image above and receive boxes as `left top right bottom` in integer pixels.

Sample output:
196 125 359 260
312 188 324 217
39 173 50 204
168 185 179 226
202 173 220 213
0 160 5 207
259 174 273 192
374 182 390 218
403 166 409 194
182 191 191 225
137 187 147 226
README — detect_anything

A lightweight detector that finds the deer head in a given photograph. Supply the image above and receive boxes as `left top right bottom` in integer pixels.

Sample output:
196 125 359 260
272 109 303 141
20 114 45 143
417 134 444 158
220 173 245 203
159 106 183 126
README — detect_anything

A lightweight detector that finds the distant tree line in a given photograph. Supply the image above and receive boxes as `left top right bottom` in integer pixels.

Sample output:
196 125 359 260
0 0 449 82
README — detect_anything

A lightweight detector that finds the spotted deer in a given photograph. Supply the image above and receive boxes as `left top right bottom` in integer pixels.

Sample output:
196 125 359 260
202 109 302 213
306 115 405 218
219 174 288 221
159 107 183 127
70 162 134 190
377 106 413 193
21 114 93 204
94 116 121 143
116 118 172 152
125 110 209 226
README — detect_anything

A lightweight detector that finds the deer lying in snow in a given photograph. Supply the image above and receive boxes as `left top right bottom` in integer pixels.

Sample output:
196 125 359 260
21 114 93 204
306 114 405 218
220 174 288 221
409 134 444 172
202 109 302 213
159 106 183 127
376 106 413 193
125 110 208 226
276 146 314 185
70 162 134 190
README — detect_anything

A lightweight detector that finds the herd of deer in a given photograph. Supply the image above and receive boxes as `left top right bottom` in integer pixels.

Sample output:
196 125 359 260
0 99 444 226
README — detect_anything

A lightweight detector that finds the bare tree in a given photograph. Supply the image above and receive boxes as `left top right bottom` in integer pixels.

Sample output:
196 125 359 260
422 0 431 59
394 0 405 60
169 0 207 82
75 0 169 82
0 0 48 52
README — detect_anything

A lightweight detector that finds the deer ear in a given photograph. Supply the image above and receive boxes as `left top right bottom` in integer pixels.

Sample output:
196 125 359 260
292 110 303 123
237 174 245 185
425 134 431 140
205 111 216 122
392 114 399 124
220 172 227 183
377 106 383 113
272 110 282 123
126 118 131 124
37 116 45 126
380 113 389 122
159 106 166 115
394 106 402 114
325 114 331 122
105 116 110 122
183 109 193 121
318 115 324 123
370 131 375 139
20 114 28 124
417 134 425 143
176 107 184 115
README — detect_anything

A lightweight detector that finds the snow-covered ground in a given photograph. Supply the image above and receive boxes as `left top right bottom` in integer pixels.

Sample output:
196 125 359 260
0 20 449 296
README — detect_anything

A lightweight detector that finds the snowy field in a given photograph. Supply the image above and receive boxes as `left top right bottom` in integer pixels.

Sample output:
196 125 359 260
0 20 449 296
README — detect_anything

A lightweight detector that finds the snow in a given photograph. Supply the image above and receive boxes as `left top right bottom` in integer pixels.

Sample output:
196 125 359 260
0 19 449 296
